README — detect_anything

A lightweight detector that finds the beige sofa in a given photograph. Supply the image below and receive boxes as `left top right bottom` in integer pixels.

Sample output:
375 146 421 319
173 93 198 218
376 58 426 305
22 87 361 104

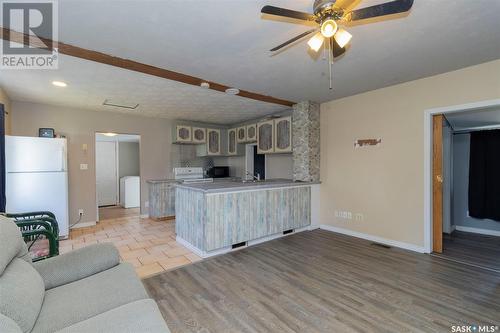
0 216 170 333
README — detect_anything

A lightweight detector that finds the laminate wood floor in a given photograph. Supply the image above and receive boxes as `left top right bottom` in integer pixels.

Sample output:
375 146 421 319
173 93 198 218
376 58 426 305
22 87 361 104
143 230 500 333
439 231 500 272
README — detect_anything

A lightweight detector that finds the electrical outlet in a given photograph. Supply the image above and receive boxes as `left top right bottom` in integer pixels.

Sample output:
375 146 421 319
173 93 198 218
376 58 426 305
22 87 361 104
80 164 88 170
78 209 84 216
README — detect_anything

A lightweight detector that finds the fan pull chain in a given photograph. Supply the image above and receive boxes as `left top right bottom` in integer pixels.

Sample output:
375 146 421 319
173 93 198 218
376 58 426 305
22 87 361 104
329 38 333 90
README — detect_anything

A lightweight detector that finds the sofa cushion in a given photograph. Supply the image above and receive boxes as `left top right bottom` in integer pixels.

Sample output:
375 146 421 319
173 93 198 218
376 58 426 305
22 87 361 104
0 258 45 333
0 216 32 275
32 263 149 333
55 299 170 333
34 243 120 290
0 313 22 333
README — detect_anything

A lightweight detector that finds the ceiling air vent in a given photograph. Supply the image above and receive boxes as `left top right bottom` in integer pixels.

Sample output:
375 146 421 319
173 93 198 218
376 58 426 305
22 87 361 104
102 99 139 110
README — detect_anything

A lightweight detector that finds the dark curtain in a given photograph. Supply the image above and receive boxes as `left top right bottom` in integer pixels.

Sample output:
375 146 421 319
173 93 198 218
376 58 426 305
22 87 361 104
0 104 5 212
468 129 500 221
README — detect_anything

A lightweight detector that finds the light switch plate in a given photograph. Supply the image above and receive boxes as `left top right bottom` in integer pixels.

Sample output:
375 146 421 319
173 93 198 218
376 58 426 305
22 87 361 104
80 164 88 170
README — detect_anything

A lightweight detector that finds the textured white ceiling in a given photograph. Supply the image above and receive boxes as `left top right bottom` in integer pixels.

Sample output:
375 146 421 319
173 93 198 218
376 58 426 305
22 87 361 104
0 53 288 124
51 0 500 102
1 0 499 123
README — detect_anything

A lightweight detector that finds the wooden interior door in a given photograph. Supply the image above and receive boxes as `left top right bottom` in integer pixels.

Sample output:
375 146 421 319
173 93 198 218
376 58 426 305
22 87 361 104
433 114 444 253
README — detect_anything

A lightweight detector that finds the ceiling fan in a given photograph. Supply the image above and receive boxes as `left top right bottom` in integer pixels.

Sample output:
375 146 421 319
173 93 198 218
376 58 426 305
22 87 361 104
261 0 414 89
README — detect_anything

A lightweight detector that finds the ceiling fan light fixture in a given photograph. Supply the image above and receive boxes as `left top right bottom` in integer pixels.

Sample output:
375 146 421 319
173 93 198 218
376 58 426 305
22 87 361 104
307 32 324 52
334 28 352 48
320 18 337 38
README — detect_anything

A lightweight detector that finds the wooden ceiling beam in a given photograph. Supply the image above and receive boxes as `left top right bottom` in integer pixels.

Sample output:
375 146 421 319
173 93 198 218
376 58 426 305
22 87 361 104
1 27 295 107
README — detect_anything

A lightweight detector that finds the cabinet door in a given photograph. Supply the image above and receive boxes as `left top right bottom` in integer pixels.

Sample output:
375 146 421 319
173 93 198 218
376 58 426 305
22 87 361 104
274 116 292 153
176 125 192 143
192 127 206 144
207 128 221 155
228 128 237 155
237 126 246 143
246 124 257 142
257 120 274 154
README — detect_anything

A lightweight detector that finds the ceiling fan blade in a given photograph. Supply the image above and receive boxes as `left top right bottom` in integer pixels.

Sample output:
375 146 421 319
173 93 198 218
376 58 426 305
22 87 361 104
261 5 316 22
332 38 346 57
346 0 414 21
270 29 317 52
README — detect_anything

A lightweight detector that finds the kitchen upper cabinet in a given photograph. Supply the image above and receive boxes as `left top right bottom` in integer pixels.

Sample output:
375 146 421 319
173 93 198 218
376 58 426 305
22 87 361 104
257 120 274 154
246 124 257 142
274 116 292 153
207 128 221 155
192 127 206 144
227 128 237 155
175 125 192 143
237 126 246 143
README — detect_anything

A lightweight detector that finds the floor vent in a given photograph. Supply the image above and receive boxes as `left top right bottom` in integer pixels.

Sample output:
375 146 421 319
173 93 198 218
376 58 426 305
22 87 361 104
283 229 294 235
371 242 391 249
232 242 247 249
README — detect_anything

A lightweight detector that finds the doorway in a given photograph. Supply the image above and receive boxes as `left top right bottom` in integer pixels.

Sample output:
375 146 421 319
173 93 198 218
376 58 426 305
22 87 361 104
95 133 140 221
426 99 500 272
245 144 266 180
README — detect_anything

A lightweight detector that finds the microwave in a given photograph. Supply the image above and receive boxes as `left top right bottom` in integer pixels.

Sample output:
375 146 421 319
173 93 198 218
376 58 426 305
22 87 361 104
207 166 229 178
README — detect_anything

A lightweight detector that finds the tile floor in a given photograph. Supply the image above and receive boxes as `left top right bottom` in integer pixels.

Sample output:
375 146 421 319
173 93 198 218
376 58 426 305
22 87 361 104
59 214 202 278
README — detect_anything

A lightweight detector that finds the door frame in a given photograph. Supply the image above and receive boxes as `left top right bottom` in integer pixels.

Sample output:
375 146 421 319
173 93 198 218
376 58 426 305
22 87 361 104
94 132 141 222
423 99 500 253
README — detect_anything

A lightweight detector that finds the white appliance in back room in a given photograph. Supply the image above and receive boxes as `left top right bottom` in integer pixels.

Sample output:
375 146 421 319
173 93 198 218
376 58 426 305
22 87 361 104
5 136 69 238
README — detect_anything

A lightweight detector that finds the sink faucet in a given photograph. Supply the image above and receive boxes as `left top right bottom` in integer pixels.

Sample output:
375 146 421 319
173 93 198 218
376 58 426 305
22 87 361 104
246 172 261 181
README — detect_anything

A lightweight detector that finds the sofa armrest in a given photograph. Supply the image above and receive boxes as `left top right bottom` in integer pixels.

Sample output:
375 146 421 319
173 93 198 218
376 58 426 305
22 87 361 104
33 243 120 290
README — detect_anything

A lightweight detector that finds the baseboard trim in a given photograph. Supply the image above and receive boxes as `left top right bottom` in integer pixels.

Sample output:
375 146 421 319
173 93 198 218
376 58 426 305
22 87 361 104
70 221 96 229
454 225 500 237
177 225 311 259
175 236 208 258
319 224 426 253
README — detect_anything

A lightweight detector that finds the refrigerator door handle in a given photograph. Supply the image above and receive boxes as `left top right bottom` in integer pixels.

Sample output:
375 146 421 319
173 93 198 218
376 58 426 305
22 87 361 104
61 147 67 171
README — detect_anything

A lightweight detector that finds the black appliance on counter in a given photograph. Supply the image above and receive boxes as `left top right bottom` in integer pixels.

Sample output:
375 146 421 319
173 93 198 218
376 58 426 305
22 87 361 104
207 166 229 178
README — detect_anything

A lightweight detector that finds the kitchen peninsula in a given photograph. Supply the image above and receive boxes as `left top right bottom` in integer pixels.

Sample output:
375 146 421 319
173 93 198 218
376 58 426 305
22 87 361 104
175 179 314 257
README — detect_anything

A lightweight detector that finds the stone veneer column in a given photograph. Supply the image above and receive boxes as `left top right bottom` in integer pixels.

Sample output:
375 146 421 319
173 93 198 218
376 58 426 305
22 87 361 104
292 101 320 182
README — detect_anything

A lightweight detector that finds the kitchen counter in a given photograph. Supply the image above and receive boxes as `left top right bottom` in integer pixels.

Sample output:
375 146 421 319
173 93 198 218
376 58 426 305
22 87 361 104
176 179 319 193
147 180 178 219
146 179 179 184
175 179 314 257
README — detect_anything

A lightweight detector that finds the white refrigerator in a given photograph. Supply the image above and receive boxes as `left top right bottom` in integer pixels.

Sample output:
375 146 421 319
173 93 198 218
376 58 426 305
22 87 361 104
5 136 69 238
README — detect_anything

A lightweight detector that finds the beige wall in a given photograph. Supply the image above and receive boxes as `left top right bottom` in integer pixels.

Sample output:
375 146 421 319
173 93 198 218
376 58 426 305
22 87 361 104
0 87 12 134
266 154 293 179
118 141 140 178
11 101 173 226
320 59 500 248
